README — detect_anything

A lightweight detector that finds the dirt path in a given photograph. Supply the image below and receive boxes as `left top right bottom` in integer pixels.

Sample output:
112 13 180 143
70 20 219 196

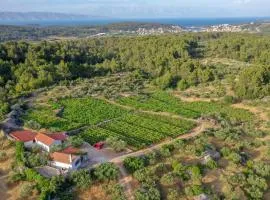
173 94 219 103
109 120 213 200
116 163 135 200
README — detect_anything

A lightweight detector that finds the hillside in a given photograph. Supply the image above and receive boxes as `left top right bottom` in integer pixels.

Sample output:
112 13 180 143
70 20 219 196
0 32 269 200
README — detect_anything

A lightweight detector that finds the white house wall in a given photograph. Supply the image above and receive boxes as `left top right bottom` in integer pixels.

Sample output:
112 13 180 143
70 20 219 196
24 141 34 148
36 140 62 152
36 141 50 152
50 161 72 169
50 157 82 170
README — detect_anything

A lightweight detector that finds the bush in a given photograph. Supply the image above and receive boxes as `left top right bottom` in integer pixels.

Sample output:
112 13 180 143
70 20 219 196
135 186 161 200
184 185 204 197
205 158 218 169
167 189 179 200
188 165 202 182
220 147 231 157
15 142 26 166
104 183 126 200
134 168 158 186
25 120 41 130
19 183 35 199
70 169 92 189
160 172 177 186
123 157 146 173
0 151 7 162
94 162 119 181
228 152 242 164
223 96 238 104
68 136 84 148
106 136 127 152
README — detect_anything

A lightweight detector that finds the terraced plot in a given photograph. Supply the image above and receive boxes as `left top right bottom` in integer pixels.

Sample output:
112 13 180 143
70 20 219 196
81 112 195 148
118 91 254 122
24 97 128 131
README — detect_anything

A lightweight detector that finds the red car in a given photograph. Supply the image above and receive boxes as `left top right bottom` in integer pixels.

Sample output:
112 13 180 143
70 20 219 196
93 142 105 150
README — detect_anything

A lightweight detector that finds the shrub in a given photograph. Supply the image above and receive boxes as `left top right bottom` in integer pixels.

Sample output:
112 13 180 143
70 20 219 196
134 168 158 186
223 96 238 104
70 169 92 189
0 151 7 162
188 165 202 181
123 157 145 173
106 136 127 152
104 183 126 200
252 162 270 177
19 183 35 199
160 172 177 186
94 162 119 181
205 158 218 169
228 152 242 164
145 152 158 165
167 189 179 200
15 142 26 166
220 147 231 157
135 186 161 200
68 136 84 148
184 185 204 197
25 120 41 130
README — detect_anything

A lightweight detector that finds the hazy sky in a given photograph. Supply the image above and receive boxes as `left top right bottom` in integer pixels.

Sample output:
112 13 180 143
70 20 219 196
0 0 269 18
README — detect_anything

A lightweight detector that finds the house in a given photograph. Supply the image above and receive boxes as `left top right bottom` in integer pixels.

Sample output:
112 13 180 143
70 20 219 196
9 130 37 148
35 132 67 152
50 147 85 170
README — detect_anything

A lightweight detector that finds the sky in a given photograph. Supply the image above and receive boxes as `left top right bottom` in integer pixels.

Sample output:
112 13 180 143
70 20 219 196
0 0 269 18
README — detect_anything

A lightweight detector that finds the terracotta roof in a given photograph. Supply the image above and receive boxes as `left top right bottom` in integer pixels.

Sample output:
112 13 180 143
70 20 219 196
10 130 37 142
35 133 55 146
61 146 81 154
50 152 79 164
49 132 67 141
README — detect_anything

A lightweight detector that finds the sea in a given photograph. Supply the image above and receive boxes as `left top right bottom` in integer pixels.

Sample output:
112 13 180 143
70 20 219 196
0 17 269 27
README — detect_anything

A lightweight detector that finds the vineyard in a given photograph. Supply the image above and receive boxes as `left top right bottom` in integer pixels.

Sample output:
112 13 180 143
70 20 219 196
23 97 128 131
81 112 195 148
59 98 128 125
23 105 82 131
23 92 253 148
118 91 254 122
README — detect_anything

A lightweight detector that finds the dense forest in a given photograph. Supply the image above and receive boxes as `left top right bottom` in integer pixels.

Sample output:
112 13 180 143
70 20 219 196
0 33 270 119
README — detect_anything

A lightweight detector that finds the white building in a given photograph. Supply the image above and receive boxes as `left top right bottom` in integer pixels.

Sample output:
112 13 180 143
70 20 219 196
35 132 67 152
9 130 37 148
50 147 84 170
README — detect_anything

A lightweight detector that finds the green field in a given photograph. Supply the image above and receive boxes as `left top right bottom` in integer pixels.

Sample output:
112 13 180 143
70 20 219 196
24 96 196 148
118 91 254 122
24 97 128 131
81 112 195 148
24 92 253 148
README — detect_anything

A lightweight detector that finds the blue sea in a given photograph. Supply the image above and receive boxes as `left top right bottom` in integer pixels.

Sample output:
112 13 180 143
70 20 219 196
0 17 269 27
